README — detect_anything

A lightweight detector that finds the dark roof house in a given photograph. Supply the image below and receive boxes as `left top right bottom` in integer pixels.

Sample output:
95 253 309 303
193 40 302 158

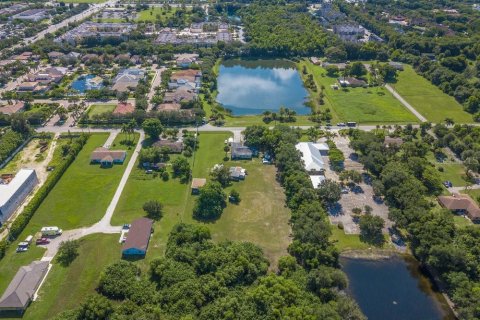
384 136 404 148
231 142 253 160
0 261 49 312
438 194 480 222
122 217 154 257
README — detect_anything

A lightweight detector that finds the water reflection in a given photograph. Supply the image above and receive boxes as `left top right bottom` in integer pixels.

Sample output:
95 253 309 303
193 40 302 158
216 59 310 115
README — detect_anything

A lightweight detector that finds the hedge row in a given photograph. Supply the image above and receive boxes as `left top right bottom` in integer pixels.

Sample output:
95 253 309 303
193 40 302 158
0 134 90 261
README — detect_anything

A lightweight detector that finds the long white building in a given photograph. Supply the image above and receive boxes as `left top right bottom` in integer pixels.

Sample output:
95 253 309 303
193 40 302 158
295 142 330 188
0 169 38 225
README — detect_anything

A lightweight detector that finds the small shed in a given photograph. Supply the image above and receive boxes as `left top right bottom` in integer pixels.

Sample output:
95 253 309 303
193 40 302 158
191 178 206 194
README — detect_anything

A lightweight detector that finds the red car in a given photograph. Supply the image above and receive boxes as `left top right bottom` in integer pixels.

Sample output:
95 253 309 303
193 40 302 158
36 238 50 245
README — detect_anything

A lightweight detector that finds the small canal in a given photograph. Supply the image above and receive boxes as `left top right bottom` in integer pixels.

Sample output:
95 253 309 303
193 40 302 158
216 59 310 115
341 255 456 320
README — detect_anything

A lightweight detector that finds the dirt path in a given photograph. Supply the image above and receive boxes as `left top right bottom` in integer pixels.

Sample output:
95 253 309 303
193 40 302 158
385 84 427 122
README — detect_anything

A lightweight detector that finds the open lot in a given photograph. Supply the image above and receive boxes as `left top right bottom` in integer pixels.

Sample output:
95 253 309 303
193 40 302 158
136 7 178 22
87 104 115 118
299 60 418 124
113 132 291 268
390 65 473 123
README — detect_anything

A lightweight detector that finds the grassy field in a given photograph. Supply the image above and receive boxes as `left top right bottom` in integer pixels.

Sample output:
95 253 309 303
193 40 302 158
113 132 292 268
299 60 418 124
4 234 120 320
437 163 469 187
136 7 178 22
22 133 133 231
330 226 371 251
390 65 473 123
87 104 115 118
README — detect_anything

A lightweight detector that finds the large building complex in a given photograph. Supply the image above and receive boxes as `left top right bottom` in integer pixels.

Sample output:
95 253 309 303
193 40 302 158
55 22 135 45
156 22 232 46
0 169 38 225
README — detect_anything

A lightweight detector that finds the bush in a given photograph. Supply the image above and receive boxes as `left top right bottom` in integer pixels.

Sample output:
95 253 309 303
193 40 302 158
56 240 80 266
161 171 169 181
143 200 163 220
229 189 241 204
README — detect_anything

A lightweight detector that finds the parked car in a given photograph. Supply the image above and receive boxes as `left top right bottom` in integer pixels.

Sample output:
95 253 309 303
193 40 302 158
337 123 346 127
16 242 29 253
41 226 62 237
122 224 131 230
262 158 271 164
36 238 50 245
341 188 349 194
443 181 453 188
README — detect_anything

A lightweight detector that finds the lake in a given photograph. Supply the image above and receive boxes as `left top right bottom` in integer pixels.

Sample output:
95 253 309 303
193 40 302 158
341 255 455 320
216 59 310 115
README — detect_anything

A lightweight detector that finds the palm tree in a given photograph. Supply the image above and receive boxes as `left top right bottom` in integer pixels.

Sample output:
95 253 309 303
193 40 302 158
121 124 129 142
306 127 320 142
444 118 455 127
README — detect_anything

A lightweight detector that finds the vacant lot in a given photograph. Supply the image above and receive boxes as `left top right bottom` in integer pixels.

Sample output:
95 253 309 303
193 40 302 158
24 133 132 230
87 104 115 118
136 7 178 22
14 234 120 320
114 132 291 268
299 60 418 124
391 65 473 123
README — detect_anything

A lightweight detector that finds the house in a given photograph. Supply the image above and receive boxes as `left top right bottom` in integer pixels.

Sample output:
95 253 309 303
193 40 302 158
0 261 49 313
163 87 197 104
0 101 25 115
388 61 404 71
384 136 404 148
322 62 347 70
229 167 246 181
90 148 127 167
174 53 199 68
295 142 330 175
231 142 253 160
158 103 181 111
122 217 153 257
310 57 321 65
0 169 38 225
17 82 39 92
47 51 65 61
333 24 365 42
113 102 135 115
168 69 201 92
112 68 145 92
438 194 480 223
152 140 184 153
191 178 206 194
338 77 367 88
130 55 141 65
388 16 409 26
12 9 48 22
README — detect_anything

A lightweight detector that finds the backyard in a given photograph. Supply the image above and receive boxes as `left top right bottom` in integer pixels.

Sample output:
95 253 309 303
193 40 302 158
299 60 418 124
390 65 473 123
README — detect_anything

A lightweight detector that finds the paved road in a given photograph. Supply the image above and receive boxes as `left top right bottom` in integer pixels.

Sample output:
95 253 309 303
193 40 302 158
385 84 427 122
41 130 144 261
2 1 117 55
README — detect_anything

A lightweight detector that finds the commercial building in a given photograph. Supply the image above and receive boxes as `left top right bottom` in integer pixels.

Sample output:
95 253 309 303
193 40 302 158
295 142 330 188
122 217 154 257
156 22 233 46
55 22 135 45
0 169 38 225
12 9 48 21
0 261 49 313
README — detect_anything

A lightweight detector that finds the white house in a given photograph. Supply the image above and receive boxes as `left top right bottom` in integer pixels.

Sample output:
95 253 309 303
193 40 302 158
295 142 330 174
0 169 38 225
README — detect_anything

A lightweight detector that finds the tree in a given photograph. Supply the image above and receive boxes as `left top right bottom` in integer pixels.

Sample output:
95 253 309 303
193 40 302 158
77 295 113 320
193 181 227 220
56 240 80 266
359 215 385 245
325 65 339 77
143 200 163 220
142 118 163 140
229 189 240 204
210 164 230 187
171 156 191 181
349 62 367 78
317 179 342 206
306 127 321 142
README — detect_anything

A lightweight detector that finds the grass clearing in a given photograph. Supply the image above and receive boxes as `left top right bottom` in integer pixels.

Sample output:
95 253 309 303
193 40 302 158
87 104 115 118
453 215 474 229
299 60 418 124
330 226 371 252
114 132 291 269
390 65 473 123
10 234 120 320
436 163 469 187
24 133 132 231
136 7 178 22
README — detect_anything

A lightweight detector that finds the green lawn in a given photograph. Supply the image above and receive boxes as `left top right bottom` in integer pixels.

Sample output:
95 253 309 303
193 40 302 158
136 7 178 22
23 133 132 231
5 234 120 320
436 163 469 187
87 104 115 118
453 215 475 229
390 65 473 123
113 132 292 269
330 226 371 252
299 60 418 124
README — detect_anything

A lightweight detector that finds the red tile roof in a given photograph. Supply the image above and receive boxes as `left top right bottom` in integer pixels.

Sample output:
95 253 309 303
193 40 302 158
113 102 134 115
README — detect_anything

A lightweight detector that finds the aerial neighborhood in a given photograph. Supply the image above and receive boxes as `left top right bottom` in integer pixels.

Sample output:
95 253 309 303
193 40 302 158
0 0 479 319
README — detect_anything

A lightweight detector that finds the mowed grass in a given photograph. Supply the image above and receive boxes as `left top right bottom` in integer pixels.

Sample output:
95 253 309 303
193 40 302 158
330 226 371 252
299 60 418 124
10 234 121 320
88 104 115 118
114 132 292 268
136 7 178 22
25 133 132 230
436 163 469 187
390 65 473 123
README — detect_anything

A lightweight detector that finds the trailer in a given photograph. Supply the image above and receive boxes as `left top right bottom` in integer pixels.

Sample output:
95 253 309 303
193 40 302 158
41 226 63 237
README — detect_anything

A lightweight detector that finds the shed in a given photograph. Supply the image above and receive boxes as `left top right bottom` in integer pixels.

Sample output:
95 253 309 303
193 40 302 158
191 178 206 194
122 217 154 257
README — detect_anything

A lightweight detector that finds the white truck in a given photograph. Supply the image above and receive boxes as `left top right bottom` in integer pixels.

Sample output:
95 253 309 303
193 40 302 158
41 226 63 237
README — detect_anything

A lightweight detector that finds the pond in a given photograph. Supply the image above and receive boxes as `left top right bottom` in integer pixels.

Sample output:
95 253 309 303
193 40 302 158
341 255 455 320
71 74 103 93
216 59 310 115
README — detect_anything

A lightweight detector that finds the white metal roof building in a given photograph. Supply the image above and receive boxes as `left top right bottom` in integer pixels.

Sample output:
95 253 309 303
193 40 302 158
295 142 330 173
0 169 38 225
